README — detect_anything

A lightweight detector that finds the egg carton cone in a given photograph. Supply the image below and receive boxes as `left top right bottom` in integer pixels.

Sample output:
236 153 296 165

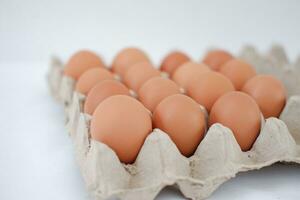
47 45 300 200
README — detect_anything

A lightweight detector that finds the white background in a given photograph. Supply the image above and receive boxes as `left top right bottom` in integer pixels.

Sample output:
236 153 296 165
0 0 300 200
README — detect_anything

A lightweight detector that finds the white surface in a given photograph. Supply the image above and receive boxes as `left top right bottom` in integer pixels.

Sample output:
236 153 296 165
1 0 300 199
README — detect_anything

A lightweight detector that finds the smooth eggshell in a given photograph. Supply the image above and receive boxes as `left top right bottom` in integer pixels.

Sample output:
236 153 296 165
84 80 130 115
138 77 181 112
209 91 261 151
203 49 233 71
123 62 161 91
172 62 211 89
90 95 152 164
186 71 235 112
242 75 286 118
75 68 114 95
160 51 191 75
219 59 256 90
153 94 206 157
111 47 151 77
64 50 105 80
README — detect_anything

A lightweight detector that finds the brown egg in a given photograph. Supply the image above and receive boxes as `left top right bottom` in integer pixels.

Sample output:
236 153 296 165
153 94 206 157
75 68 114 95
84 80 130 115
209 91 261 151
111 47 151 77
242 75 286 118
123 62 161 91
64 50 105 80
160 51 191 75
138 77 181 112
91 95 152 164
219 59 256 90
172 62 211 89
203 49 233 71
186 71 235 112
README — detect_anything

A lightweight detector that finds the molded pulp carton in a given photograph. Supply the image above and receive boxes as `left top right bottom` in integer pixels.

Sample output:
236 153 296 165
47 45 300 200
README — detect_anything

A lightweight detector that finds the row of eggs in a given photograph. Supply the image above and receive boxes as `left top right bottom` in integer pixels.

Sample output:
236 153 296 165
63 48 286 163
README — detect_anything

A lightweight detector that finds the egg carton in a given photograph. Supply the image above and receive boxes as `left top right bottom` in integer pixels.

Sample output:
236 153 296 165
47 45 300 200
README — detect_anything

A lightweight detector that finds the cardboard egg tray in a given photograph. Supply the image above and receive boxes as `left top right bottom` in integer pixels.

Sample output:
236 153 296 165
48 45 300 200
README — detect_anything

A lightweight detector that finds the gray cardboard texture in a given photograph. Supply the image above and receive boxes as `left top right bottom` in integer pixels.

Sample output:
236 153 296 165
47 45 300 200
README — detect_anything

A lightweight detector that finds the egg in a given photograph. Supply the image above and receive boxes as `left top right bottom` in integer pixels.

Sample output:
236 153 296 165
84 80 130 115
203 49 233 71
242 75 286 118
160 51 191 75
153 94 206 157
123 62 161 91
90 95 152 164
138 77 181 112
64 50 105 80
75 68 114 95
219 59 256 90
172 62 211 89
111 47 151 77
209 91 261 151
186 71 235 112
